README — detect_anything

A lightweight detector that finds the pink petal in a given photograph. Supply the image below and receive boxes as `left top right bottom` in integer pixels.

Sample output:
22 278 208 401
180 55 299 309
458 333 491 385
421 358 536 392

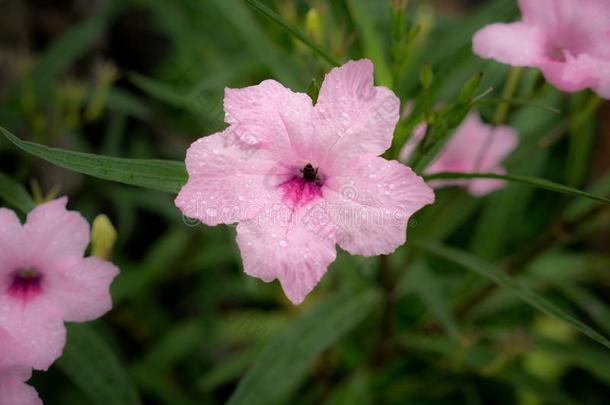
313 59 399 161
223 79 315 158
424 112 517 197
540 52 598 93
23 197 90 261
518 0 558 27
46 257 119 323
175 130 286 225
236 203 337 304
0 368 42 405
0 208 24 265
324 155 435 256
0 296 66 370
472 22 547 66
468 167 508 197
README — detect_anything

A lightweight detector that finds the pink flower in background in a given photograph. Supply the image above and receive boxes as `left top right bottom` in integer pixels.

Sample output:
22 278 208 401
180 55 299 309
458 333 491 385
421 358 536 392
472 0 610 99
176 59 435 304
401 112 517 196
0 328 41 405
0 198 119 371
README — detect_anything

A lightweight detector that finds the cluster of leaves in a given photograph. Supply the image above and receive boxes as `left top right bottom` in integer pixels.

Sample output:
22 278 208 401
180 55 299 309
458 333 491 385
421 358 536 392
1 0 610 404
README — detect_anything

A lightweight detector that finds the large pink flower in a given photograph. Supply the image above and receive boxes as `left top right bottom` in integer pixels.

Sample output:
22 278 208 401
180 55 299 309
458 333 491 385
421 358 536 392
175 59 435 304
0 198 119 371
473 0 610 98
401 112 517 196
0 328 42 405
0 367 41 405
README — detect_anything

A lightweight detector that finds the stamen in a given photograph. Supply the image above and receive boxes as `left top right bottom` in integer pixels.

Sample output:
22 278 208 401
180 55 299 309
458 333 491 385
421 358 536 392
8 267 43 302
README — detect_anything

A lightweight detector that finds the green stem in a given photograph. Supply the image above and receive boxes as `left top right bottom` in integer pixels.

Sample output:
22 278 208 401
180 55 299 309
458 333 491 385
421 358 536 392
493 67 522 125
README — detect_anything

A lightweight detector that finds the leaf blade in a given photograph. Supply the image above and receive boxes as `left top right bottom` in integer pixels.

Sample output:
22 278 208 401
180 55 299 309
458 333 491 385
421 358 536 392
228 288 381 405
1 127 187 193
413 240 610 350
424 172 610 205
56 324 141 405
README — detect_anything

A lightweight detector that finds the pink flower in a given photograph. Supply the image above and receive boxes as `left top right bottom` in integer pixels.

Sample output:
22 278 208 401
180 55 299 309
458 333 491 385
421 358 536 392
400 112 517 196
473 0 610 98
0 329 42 405
175 59 435 304
0 198 119 370
0 367 41 405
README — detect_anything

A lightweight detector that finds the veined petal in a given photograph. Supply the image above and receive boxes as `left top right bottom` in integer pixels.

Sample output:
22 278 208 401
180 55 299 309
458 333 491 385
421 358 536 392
236 203 337 305
313 59 399 161
224 79 315 158
175 130 287 225
324 155 434 256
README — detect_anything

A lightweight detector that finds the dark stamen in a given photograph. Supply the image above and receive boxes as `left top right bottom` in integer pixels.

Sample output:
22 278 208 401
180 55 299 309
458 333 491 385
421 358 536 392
301 163 319 182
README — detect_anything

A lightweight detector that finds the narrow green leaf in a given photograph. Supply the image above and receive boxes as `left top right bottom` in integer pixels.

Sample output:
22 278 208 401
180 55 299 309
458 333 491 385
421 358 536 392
0 171 34 213
557 284 610 337
1 127 186 193
403 262 461 341
228 288 381 405
413 240 610 349
211 0 303 88
346 0 393 87
56 324 140 405
424 172 610 205
32 0 123 96
243 0 339 66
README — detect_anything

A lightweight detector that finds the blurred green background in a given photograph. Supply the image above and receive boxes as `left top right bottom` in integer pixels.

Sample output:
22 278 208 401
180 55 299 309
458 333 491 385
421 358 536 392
1 0 610 404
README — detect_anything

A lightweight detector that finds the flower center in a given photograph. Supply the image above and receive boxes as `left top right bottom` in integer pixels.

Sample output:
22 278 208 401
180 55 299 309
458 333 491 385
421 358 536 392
300 163 319 183
280 164 323 208
8 267 43 302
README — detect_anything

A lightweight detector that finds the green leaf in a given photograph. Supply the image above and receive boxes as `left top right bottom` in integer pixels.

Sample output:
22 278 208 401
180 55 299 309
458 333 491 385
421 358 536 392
32 0 124 96
211 0 303 88
243 0 339 66
402 262 461 341
0 171 34 213
412 240 610 349
346 0 393 87
56 324 140 405
423 172 610 205
1 127 186 193
227 288 381 405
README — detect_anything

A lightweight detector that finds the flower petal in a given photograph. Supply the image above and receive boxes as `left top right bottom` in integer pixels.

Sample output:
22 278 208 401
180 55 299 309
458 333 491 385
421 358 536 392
236 203 337 304
23 197 90 261
47 257 119 323
0 297 66 370
0 368 42 405
223 79 315 158
0 208 24 268
324 155 434 256
540 52 599 93
313 59 399 161
175 130 287 225
473 22 547 66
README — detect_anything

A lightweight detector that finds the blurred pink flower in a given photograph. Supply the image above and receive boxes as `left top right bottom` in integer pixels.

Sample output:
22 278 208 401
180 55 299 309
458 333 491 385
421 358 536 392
473 0 610 98
401 112 517 196
0 367 41 405
0 198 119 370
176 59 435 304
0 328 41 405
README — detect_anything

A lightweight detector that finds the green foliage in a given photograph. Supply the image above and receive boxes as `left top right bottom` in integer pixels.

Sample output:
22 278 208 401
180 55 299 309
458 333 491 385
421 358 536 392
1 0 610 404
